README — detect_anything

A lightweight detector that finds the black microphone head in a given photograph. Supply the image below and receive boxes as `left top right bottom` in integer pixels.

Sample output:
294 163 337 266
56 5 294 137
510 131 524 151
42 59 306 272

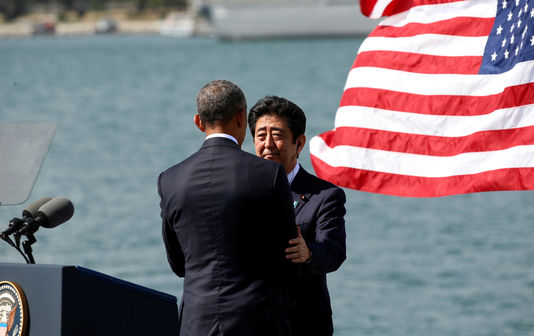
37 197 74 229
22 197 53 219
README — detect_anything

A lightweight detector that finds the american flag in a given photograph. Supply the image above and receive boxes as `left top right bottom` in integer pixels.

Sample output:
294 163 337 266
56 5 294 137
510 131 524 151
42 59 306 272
310 0 534 197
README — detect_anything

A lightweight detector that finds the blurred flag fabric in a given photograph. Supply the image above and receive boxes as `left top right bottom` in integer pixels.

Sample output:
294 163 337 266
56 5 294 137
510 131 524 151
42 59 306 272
310 0 534 197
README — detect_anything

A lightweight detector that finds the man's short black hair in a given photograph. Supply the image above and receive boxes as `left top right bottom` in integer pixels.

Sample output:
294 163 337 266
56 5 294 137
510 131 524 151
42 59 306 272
248 96 306 143
197 80 246 125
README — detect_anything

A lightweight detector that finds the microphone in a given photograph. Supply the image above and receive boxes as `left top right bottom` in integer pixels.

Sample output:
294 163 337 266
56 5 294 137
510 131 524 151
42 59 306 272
1 197 53 236
18 197 74 235
23 197 54 218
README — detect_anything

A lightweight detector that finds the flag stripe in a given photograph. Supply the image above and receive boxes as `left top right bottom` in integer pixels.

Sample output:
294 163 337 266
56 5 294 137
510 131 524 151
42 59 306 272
366 0 395 18
311 155 534 197
378 0 496 26
339 83 534 116
320 126 534 156
345 60 534 96
310 136 534 177
353 51 482 74
358 34 488 56
366 0 470 19
335 104 534 136
370 17 495 37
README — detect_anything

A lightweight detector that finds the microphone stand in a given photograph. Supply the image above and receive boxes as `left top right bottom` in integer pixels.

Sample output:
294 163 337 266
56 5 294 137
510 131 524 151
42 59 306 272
1 232 30 264
13 229 36 264
22 234 36 264
14 219 40 264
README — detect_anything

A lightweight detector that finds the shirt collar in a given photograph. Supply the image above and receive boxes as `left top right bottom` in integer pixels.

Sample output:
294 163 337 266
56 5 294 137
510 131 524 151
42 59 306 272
205 133 238 145
287 163 300 185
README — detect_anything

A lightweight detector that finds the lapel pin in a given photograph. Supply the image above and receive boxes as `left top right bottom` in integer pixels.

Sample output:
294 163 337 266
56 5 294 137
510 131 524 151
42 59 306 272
293 200 298 208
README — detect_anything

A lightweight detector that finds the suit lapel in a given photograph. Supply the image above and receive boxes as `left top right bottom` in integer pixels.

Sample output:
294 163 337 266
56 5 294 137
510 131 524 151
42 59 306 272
291 168 312 217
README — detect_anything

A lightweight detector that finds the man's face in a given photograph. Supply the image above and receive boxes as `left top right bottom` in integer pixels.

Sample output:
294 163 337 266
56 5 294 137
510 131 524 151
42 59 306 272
253 114 305 173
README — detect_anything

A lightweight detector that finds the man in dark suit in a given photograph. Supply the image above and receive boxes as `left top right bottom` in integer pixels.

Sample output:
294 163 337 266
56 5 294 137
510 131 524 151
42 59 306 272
158 81 298 336
249 96 347 336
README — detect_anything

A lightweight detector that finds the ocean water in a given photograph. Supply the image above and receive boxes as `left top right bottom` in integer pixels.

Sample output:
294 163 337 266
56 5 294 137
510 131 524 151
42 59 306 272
1 35 533 336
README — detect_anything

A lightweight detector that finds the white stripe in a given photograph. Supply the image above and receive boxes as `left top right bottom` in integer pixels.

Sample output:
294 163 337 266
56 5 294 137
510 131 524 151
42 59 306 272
334 104 534 137
358 34 488 56
369 0 395 19
344 60 534 96
310 136 534 177
378 0 496 27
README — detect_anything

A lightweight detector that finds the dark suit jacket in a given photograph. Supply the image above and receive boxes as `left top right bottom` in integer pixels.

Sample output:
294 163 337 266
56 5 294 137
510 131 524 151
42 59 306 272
290 166 346 336
158 137 298 336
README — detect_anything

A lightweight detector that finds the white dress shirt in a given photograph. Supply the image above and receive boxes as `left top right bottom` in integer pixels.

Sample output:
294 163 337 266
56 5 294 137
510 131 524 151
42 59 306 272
205 133 238 145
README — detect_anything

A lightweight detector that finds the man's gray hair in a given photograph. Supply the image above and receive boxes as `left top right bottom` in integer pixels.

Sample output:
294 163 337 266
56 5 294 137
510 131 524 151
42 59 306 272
197 80 247 125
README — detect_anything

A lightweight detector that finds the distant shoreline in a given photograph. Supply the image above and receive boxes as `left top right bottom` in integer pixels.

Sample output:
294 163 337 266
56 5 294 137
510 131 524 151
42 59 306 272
0 20 163 37
0 8 210 38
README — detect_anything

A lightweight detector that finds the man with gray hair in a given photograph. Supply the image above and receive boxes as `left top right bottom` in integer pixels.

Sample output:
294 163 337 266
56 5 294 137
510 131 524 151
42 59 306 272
158 80 298 335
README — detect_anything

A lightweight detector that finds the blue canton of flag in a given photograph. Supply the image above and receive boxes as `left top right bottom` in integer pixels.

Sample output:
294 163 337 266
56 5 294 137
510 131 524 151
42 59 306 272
480 0 534 74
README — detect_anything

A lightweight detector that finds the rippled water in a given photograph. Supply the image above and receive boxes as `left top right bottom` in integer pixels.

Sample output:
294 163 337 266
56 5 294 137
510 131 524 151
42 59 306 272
1 35 533 336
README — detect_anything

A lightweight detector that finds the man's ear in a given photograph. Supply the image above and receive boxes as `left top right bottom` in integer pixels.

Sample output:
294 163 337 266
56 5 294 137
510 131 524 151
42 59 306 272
194 114 205 132
236 109 247 128
296 134 306 156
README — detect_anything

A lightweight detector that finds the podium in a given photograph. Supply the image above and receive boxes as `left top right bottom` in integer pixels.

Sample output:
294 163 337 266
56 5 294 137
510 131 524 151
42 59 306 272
0 263 179 335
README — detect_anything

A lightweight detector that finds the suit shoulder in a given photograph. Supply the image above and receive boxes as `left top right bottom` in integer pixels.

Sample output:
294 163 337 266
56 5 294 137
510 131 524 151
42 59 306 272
304 169 342 189
298 169 345 197
159 152 199 180
159 158 184 177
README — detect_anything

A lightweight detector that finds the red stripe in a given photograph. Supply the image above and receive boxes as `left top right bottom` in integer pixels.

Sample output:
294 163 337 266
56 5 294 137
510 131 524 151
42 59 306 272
353 51 482 74
382 0 466 17
339 83 534 116
369 17 494 37
361 0 481 20
360 0 380 17
311 155 534 197
382 0 413 17
320 126 534 156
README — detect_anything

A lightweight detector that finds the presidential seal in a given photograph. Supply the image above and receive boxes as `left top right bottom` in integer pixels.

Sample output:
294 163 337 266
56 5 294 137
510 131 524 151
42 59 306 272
0 281 27 336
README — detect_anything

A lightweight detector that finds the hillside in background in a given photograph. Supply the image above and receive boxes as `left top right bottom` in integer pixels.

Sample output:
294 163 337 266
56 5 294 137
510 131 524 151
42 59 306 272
0 0 188 22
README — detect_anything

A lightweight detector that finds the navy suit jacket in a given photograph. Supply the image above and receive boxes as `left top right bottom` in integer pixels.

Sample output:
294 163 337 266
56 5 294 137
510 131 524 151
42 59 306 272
158 137 298 336
290 166 346 336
